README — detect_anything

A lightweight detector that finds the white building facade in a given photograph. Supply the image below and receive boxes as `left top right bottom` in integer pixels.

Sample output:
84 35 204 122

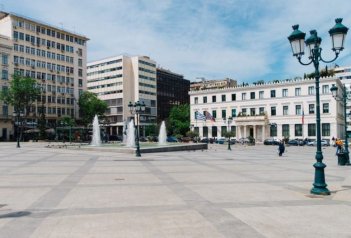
190 76 345 142
87 55 157 136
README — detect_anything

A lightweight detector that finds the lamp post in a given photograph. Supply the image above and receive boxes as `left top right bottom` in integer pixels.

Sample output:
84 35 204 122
13 111 23 148
223 117 233 150
288 18 348 195
128 101 146 157
330 84 350 165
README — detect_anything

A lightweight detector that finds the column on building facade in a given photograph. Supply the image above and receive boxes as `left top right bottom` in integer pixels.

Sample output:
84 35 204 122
244 126 247 138
262 125 266 140
253 125 256 140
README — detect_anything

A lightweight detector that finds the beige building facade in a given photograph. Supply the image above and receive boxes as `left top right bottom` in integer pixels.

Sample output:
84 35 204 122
0 11 88 139
87 55 157 136
0 35 13 140
190 76 344 142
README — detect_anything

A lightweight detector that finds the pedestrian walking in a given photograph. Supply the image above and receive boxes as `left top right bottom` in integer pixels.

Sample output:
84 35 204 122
278 140 285 157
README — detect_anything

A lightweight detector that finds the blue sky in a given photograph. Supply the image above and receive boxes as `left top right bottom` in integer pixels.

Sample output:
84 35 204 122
2 0 351 83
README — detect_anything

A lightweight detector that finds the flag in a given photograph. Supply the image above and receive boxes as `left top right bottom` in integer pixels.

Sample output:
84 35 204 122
205 111 216 122
195 111 206 121
302 110 304 125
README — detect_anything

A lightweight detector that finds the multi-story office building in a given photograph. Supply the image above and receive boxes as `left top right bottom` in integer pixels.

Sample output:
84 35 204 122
190 76 344 142
0 35 13 140
0 11 88 134
190 78 237 91
87 55 157 136
334 66 351 131
156 68 190 123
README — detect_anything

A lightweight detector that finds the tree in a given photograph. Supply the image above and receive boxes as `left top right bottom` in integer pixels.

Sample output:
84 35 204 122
168 104 190 136
0 74 40 147
78 92 108 126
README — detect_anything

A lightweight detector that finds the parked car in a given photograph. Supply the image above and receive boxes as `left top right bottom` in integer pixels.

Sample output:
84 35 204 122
229 138 236 145
263 138 280 145
308 140 330 146
287 139 304 146
216 138 226 144
238 137 250 144
200 137 209 143
166 136 178 143
139 137 147 142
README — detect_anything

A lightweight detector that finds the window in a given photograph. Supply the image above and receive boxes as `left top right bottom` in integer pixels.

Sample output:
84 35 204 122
309 104 315 114
212 95 216 102
231 109 237 117
295 124 302 136
270 90 276 98
323 103 329 113
212 126 217 137
283 105 288 115
250 92 255 99
194 97 198 104
2 70 8 80
221 95 226 102
78 69 83 77
282 89 288 97
250 108 255 116
308 86 315 95
242 93 246 100
295 105 302 115
259 91 264 99
222 110 226 119
259 107 265 115
231 93 236 101
221 126 227 137
322 85 329 94
308 124 316 136
212 110 217 118
322 123 330 136
282 124 289 137
78 79 83 87
78 58 83 67
271 106 276 116
230 126 236 136
2 105 8 116
242 108 247 116
270 125 277 137
203 96 207 103
2 54 8 65
295 87 301 96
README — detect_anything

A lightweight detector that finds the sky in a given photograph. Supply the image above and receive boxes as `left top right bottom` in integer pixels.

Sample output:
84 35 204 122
2 0 351 83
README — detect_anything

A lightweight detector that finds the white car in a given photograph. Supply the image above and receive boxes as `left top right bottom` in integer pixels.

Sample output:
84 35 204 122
308 140 329 146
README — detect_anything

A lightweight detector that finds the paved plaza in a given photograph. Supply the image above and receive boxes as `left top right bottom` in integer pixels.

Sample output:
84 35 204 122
0 142 350 237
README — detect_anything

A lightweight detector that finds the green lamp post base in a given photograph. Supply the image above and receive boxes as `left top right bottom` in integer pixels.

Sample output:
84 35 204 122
311 186 331 195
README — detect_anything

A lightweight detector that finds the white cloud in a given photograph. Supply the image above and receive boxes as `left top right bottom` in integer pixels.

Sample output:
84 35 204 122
3 0 351 82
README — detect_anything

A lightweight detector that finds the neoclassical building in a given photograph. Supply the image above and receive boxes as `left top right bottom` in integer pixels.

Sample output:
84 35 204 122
190 76 344 142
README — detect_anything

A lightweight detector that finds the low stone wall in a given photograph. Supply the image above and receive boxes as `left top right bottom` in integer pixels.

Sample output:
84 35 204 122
140 143 208 153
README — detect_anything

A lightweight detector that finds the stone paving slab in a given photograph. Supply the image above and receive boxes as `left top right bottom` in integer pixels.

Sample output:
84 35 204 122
0 142 350 238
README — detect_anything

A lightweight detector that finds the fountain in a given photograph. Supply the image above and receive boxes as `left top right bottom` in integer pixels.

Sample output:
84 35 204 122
122 120 127 144
126 119 135 147
91 115 101 146
158 121 167 145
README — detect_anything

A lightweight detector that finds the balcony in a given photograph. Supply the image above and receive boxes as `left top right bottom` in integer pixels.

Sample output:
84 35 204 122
0 114 12 120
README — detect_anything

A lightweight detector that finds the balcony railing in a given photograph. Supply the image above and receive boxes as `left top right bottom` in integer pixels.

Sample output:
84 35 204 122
234 113 267 122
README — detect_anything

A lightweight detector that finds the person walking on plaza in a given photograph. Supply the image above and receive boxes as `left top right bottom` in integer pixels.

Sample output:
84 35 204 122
336 138 343 154
278 140 285 157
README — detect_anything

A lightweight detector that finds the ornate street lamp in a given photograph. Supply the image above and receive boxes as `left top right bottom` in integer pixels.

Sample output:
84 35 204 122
330 84 350 165
223 117 233 150
128 101 146 157
13 111 23 148
288 18 348 195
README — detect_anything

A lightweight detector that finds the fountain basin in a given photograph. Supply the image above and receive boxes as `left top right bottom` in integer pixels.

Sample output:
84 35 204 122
70 142 208 154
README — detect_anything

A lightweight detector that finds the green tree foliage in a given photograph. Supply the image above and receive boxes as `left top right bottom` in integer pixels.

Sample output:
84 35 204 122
58 116 76 127
168 104 190 136
223 131 236 138
78 92 108 126
304 66 334 78
0 74 41 115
